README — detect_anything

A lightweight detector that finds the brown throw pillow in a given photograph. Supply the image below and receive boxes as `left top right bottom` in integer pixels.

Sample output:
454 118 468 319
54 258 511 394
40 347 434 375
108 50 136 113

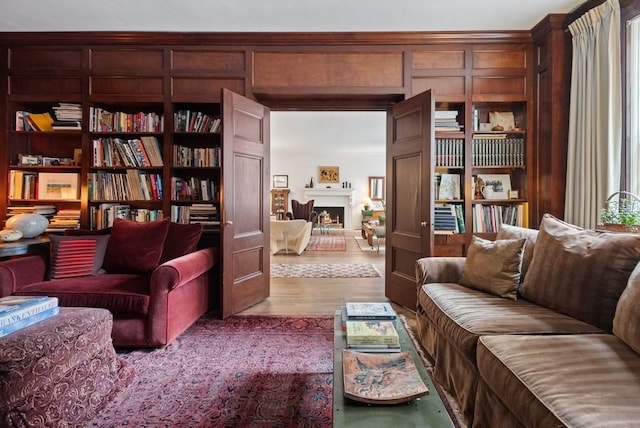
613 263 640 354
49 234 110 278
159 222 203 263
520 214 640 332
102 218 170 274
496 223 538 282
460 235 526 300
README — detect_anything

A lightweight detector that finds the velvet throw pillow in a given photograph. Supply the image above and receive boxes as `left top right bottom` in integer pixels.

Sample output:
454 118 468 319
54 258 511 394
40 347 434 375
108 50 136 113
102 218 170 274
613 263 640 354
495 223 538 282
49 234 110 279
520 214 640 332
159 222 203 264
459 235 526 300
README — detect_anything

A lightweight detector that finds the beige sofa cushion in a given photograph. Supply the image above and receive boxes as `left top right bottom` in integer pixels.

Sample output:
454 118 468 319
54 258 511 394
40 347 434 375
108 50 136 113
460 236 526 299
477 334 640 427
419 282 602 364
520 214 640 331
613 262 640 354
496 223 538 282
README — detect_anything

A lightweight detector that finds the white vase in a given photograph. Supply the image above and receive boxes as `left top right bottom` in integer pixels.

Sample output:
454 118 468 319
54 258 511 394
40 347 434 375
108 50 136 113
6 213 49 238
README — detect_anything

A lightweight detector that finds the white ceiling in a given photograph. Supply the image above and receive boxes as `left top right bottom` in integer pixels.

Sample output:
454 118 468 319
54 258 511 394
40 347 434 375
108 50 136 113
0 0 585 156
0 0 584 32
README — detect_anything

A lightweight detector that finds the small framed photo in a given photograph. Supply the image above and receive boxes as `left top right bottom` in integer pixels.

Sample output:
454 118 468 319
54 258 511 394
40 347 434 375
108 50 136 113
476 174 512 200
18 154 40 165
508 190 519 199
273 175 288 188
318 166 339 183
37 172 79 200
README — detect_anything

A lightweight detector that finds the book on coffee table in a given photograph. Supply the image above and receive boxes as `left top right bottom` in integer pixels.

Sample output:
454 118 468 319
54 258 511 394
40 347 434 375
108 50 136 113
342 350 429 404
345 302 397 320
346 320 399 346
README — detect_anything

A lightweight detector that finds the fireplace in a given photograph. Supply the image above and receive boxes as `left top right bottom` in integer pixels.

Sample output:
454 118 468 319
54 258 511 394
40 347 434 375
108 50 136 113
315 206 345 227
303 188 355 229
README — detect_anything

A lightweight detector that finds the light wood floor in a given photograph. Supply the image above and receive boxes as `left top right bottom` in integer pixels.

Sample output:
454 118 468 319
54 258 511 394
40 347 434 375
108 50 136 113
239 229 415 321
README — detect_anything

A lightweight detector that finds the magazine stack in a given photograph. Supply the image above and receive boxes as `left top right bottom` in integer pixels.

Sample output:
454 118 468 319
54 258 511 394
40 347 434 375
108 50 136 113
0 296 59 338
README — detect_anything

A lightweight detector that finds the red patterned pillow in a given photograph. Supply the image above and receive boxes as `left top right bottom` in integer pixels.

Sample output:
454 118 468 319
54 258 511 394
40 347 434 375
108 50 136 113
103 218 170 274
49 234 110 279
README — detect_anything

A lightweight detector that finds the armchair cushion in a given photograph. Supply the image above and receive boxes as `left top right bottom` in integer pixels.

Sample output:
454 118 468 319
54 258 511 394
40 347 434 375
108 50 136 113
103 218 170 274
270 219 312 255
49 234 110 278
160 222 203 263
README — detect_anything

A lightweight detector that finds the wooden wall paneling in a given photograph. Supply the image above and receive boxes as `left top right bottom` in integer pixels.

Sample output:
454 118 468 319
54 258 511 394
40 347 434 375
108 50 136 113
89 48 164 72
531 15 571 226
0 47 7 228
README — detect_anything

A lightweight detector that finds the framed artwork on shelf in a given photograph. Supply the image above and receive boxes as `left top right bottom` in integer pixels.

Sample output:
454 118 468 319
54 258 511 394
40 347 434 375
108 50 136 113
476 174 512 200
37 172 79 200
273 175 288 188
318 166 339 183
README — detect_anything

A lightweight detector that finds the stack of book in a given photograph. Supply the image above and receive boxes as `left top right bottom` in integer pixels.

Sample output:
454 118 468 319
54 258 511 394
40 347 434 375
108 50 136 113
0 296 59 338
435 110 463 132
343 302 400 353
434 204 460 234
52 103 82 130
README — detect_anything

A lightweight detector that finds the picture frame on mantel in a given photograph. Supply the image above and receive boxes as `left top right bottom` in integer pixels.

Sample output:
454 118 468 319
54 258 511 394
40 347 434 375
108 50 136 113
318 166 339 183
273 174 288 188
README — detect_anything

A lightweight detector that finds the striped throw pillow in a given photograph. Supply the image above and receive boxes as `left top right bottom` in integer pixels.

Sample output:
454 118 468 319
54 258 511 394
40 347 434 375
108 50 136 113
50 239 97 279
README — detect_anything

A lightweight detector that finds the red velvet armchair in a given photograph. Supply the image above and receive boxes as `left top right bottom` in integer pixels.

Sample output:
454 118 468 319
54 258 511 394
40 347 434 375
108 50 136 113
0 219 216 348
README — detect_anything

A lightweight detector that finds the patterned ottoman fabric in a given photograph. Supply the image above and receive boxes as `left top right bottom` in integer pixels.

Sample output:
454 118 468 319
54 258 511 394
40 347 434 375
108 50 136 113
0 307 135 427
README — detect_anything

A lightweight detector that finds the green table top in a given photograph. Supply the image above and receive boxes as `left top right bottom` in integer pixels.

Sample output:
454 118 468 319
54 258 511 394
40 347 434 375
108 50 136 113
333 309 455 428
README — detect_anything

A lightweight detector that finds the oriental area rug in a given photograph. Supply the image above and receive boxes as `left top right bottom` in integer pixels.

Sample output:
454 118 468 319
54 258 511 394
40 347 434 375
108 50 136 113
89 315 334 427
271 263 381 278
305 235 347 251
354 236 386 253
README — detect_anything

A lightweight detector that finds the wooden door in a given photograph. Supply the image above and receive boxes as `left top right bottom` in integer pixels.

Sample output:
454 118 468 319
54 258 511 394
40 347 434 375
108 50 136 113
221 89 271 318
385 90 435 310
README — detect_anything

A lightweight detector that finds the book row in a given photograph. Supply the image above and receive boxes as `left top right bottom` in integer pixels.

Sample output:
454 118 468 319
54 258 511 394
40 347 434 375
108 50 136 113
9 171 79 201
472 203 526 233
171 177 218 201
173 145 221 168
89 107 164 133
170 204 220 230
90 204 163 229
92 137 164 168
88 171 163 201
471 137 525 167
434 203 465 233
436 138 464 167
174 110 222 133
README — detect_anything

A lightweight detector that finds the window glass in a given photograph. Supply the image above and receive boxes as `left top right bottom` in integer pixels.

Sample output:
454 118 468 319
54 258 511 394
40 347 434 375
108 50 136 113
628 16 640 195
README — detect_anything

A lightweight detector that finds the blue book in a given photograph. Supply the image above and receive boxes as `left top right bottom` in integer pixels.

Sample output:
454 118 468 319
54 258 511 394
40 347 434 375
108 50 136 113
0 296 58 329
0 306 60 338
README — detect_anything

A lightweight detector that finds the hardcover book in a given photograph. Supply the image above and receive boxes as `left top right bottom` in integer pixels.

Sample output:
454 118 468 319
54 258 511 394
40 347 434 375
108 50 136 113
0 296 59 329
346 320 400 346
342 350 429 404
345 302 397 320
0 306 60 338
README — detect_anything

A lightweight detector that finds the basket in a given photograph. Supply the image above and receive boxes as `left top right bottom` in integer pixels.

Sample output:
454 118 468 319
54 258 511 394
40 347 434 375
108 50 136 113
598 191 640 233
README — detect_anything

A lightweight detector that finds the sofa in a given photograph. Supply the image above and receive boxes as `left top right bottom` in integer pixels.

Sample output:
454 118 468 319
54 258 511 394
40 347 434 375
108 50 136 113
415 214 640 427
270 219 312 255
0 218 216 348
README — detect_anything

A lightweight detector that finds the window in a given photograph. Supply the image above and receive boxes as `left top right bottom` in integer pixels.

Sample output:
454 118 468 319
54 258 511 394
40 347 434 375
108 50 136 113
627 14 640 195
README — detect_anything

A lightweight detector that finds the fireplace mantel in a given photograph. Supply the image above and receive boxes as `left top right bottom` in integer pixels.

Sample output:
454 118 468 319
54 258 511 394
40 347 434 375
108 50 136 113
303 188 355 229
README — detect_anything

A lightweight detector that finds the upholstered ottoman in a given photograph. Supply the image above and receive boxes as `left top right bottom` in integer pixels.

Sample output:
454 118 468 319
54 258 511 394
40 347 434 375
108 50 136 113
0 307 135 427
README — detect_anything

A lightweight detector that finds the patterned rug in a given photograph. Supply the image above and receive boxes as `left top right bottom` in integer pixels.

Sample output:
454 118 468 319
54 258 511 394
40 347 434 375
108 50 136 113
90 315 333 427
271 263 381 278
305 235 347 251
354 236 385 252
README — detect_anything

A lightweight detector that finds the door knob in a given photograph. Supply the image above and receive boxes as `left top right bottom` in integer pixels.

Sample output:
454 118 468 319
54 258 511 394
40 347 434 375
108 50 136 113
420 221 428 227
226 220 233 225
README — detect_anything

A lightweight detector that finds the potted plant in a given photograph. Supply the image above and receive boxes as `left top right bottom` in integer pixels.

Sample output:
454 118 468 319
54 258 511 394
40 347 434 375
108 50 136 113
599 191 640 233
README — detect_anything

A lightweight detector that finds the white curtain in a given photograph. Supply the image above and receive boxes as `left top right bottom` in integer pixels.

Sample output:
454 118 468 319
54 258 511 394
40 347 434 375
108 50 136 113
565 0 621 228
629 17 640 196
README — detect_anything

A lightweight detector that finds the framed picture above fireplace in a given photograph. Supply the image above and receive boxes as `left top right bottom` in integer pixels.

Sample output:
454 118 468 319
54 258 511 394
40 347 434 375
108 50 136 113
318 166 339 183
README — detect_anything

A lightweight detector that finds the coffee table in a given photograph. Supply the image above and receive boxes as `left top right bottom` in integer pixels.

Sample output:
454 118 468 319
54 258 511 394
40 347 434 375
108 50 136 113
333 309 455 427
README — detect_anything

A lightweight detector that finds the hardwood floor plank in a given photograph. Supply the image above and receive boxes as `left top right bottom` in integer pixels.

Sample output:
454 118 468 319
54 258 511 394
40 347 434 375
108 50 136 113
239 229 414 321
